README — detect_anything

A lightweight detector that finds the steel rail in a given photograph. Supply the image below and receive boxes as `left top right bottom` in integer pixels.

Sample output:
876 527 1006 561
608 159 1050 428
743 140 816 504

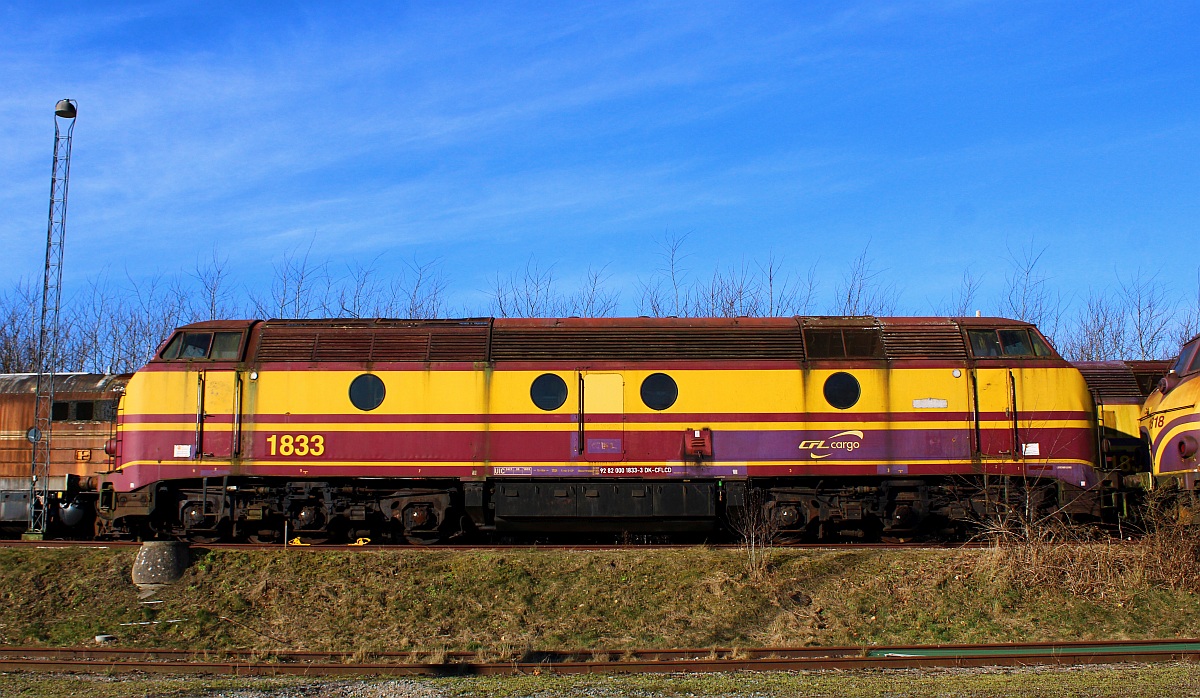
0 539 986 551
0 640 1197 676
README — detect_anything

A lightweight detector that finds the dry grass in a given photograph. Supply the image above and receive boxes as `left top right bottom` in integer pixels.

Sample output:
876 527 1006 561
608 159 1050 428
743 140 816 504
3 538 1200 654
976 494 1200 602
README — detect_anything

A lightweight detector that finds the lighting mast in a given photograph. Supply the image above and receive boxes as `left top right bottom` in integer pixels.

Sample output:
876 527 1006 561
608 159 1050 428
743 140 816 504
25 99 77 539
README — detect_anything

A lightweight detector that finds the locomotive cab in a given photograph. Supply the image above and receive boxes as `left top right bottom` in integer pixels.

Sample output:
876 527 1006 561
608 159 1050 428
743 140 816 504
1142 335 1200 489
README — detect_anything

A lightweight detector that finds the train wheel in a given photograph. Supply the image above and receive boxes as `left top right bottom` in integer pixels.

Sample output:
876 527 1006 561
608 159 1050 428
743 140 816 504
404 532 443 545
246 529 282 545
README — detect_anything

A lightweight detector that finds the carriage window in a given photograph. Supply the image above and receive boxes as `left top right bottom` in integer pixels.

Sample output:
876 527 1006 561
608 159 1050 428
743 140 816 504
179 332 213 358
51 402 70 421
74 401 95 421
210 332 243 360
967 330 1002 357
96 400 119 421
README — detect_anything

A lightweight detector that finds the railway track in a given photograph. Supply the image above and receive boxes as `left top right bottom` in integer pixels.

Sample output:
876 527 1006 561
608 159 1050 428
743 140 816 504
0 539 985 551
0 640 1196 676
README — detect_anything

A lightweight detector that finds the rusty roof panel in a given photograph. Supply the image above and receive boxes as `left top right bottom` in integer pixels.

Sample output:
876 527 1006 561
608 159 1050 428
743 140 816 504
1073 361 1145 402
490 325 805 361
254 320 490 363
0 373 129 395
879 321 968 359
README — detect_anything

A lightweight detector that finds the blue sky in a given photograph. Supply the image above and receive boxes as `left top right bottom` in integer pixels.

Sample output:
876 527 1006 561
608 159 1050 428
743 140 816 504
1 1 1198 316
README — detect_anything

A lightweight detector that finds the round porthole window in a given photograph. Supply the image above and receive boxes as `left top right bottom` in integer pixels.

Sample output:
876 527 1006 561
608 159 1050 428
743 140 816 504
349 374 386 411
823 372 860 410
640 373 678 411
530 373 568 411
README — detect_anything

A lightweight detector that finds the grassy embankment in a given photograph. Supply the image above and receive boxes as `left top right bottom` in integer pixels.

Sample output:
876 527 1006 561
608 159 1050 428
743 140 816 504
0 538 1197 655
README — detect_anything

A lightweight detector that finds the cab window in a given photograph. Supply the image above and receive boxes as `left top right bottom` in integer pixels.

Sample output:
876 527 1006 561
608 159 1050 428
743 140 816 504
179 333 213 358
1028 331 1054 357
997 329 1032 356
210 332 243 360
159 331 243 361
967 329 1002 357
1172 341 1199 375
968 328 1052 358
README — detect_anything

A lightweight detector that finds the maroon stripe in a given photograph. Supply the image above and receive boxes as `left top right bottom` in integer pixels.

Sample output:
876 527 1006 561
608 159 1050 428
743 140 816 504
118 425 1097 470
120 409 1094 425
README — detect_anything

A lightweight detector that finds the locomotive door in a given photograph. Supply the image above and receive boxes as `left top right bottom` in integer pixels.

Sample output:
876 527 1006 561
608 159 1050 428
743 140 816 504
971 367 1019 460
579 372 624 462
196 370 243 460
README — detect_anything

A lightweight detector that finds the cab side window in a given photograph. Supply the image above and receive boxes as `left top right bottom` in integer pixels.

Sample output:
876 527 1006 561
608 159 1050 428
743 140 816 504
1183 341 1200 375
159 331 243 361
210 332 244 360
1171 341 1198 375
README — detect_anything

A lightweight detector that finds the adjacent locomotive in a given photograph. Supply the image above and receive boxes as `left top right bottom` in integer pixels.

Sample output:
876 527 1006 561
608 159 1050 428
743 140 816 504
90 316 1156 543
1141 333 1200 490
0 373 126 533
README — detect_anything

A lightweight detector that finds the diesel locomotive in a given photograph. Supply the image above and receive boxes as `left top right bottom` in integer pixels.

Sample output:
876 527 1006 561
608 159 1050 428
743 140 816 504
76 315 1163 543
1141 332 1200 492
0 373 127 532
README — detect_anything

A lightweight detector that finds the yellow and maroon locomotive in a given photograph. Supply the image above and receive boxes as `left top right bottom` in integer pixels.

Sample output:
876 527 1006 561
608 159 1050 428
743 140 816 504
89 315 1156 542
1142 333 1200 491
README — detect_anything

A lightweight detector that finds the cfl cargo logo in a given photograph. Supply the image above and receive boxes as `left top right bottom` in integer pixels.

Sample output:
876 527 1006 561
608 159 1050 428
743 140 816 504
798 430 864 459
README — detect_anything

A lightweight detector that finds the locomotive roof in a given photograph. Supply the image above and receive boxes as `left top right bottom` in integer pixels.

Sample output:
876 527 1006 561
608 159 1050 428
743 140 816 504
166 316 1055 364
0 373 130 395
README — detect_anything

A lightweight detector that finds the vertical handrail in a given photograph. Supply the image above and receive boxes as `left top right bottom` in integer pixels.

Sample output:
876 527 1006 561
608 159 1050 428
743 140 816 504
577 373 585 455
232 373 243 457
194 372 205 459
1008 370 1020 460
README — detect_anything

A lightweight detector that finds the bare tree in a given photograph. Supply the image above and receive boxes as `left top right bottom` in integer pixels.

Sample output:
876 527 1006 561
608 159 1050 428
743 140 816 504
189 246 240 321
637 233 692 317
937 268 983 317
488 259 568 318
0 278 40 372
833 244 899 316
1174 269 1200 348
1117 269 1174 360
1059 288 1127 361
250 242 330 319
1000 239 1062 340
565 265 619 317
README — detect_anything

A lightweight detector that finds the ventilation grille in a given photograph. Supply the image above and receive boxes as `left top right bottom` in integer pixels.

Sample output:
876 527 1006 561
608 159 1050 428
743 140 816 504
1073 362 1145 401
490 326 806 361
880 323 968 359
255 321 490 363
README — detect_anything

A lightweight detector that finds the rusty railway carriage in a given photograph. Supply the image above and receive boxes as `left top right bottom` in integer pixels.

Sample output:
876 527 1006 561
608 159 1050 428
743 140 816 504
1142 334 1200 490
0 373 127 531
92 316 1155 543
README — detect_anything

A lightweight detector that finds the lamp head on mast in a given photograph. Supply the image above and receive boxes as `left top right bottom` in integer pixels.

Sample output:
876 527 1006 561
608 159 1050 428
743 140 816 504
54 99 76 119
